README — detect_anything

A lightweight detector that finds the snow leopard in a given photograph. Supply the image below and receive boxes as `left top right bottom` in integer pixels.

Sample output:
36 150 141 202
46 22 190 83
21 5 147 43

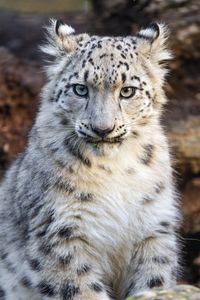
0 20 180 300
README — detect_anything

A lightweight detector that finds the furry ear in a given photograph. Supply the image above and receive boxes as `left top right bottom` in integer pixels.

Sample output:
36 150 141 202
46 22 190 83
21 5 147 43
136 23 172 64
40 19 89 57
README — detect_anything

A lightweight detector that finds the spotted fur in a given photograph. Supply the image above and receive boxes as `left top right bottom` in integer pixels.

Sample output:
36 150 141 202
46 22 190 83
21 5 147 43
0 19 179 300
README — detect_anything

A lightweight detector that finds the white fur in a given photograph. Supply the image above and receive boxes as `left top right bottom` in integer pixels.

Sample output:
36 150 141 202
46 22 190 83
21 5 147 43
0 21 179 300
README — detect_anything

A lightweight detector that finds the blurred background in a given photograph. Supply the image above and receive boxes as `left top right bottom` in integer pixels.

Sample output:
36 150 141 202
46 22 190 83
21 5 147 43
0 0 200 288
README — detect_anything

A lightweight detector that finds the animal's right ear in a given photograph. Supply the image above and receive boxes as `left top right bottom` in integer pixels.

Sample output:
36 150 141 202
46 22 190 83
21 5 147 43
40 19 89 58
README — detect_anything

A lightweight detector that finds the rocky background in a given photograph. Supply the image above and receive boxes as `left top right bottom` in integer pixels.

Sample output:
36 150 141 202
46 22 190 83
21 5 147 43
0 0 200 290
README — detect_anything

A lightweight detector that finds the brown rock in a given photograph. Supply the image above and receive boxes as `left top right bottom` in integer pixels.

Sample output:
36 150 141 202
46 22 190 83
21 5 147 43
181 178 200 233
167 116 200 175
0 47 45 178
125 285 200 300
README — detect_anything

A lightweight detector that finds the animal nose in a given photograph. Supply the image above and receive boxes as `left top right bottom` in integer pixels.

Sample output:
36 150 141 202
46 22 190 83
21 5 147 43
91 124 115 138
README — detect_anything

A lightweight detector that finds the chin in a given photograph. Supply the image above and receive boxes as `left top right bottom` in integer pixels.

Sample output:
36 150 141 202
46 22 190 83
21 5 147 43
86 141 122 157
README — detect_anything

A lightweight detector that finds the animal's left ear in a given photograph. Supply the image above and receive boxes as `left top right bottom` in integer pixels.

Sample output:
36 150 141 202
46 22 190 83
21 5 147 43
136 23 172 64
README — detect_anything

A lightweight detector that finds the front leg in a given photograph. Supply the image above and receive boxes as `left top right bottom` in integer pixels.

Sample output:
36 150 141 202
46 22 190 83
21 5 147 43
124 224 179 297
23 242 113 300
24 221 113 300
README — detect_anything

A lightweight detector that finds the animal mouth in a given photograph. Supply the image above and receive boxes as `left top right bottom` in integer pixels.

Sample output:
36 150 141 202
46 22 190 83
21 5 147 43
87 139 122 144
78 130 126 144
86 135 125 145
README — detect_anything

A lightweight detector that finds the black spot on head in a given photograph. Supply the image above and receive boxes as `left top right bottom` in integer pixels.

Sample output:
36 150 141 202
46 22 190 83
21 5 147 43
84 70 89 82
117 45 122 50
61 282 80 300
121 73 126 83
97 42 102 48
77 264 91 276
89 282 103 293
88 58 94 65
82 60 86 68
147 277 163 288
146 91 151 99
38 281 56 296
58 226 73 239
87 50 92 58
124 62 129 70
121 53 126 59
131 75 140 81
100 53 106 59
55 89 62 102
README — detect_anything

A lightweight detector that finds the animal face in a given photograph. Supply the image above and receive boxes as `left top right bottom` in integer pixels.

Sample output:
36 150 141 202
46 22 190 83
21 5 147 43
41 20 171 156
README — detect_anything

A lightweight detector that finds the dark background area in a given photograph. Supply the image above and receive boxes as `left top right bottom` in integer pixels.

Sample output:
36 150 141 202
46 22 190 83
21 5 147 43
0 0 200 288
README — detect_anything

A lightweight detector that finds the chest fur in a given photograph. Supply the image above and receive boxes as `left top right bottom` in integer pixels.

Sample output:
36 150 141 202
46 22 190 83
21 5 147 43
52 145 170 254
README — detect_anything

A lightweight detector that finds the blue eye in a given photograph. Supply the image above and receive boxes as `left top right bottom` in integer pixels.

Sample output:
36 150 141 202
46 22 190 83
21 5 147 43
73 84 88 97
120 87 136 99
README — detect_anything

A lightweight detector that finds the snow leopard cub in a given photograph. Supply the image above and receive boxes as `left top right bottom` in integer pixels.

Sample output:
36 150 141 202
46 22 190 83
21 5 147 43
0 20 180 300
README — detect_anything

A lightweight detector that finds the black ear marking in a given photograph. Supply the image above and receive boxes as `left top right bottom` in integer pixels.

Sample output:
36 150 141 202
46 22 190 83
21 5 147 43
137 22 160 43
55 19 64 35
149 22 160 40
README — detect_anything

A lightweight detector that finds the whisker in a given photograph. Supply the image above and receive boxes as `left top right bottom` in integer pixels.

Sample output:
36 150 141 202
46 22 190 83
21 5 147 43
183 238 200 243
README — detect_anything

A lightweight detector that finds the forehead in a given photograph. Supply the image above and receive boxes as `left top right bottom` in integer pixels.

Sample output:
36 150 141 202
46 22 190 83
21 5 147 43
67 36 147 87
78 36 138 65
